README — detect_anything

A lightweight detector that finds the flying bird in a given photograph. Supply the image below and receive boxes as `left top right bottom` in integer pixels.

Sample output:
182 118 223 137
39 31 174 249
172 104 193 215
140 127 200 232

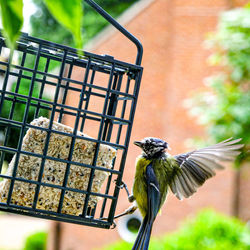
118 137 243 250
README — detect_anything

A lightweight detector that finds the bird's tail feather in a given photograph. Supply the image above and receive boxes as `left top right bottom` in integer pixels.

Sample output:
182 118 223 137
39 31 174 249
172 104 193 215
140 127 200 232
132 215 153 250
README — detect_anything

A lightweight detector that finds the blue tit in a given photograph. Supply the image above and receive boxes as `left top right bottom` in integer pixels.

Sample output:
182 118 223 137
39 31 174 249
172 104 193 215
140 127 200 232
130 137 243 250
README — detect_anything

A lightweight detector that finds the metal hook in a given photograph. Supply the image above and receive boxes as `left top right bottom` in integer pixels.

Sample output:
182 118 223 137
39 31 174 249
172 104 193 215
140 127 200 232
84 0 143 65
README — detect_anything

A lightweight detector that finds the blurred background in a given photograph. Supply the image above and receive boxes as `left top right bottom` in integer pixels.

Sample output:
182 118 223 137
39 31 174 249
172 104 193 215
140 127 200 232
0 0 250 249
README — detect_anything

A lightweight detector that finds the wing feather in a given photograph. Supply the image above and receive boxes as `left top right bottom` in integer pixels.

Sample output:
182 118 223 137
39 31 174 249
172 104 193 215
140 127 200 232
170 138 243 200
177 172 194 197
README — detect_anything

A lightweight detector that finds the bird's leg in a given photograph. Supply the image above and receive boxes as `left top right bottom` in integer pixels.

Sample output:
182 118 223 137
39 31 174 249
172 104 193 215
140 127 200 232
101 180 137 222
114 205 138 219
115 180 134 203
99 205 138 224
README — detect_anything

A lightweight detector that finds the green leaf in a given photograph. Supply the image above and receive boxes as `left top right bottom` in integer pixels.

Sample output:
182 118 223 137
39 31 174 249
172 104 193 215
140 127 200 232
43 0 83 49
0 0 23 50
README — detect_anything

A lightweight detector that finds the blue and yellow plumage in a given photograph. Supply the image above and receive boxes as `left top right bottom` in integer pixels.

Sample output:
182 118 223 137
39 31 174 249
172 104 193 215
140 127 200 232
128 137 243 250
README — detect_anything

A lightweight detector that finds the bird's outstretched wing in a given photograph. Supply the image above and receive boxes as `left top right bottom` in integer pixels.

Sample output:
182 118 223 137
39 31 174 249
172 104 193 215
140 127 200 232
170 138 243 200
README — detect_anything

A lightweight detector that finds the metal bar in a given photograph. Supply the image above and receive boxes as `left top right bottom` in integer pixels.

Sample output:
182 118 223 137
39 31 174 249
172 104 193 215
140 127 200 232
57 58 91 214
99 73 123 218
80 68 96 131
0 38 4 53
81 62 115 217
6 44 42 205
108 69 143 222
0 77 136 100
0 53 11 116
101 76 132 218
0 50 27 173
3 36 143 71
0 32 143 70
0 120 126 149
35 57 50 118
58 61 74 123
0 146 121 174
101 73 118 141
0 91 132 124
84 0 143 65
1 59 129 77
0 206 111 228
32 49 68 210
116 76 132 142
0 74 108 99
107 73 123 141
0 174 116 200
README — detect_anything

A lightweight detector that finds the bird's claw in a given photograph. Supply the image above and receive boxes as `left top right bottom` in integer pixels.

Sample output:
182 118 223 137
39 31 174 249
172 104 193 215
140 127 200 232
111 221 117 229
99 216 117 229
114 179 126 189
114 180 131 199
128 194 135 203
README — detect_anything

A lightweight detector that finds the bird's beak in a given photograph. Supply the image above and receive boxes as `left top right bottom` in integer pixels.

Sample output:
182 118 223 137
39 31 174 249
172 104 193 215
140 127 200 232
134 141 143 147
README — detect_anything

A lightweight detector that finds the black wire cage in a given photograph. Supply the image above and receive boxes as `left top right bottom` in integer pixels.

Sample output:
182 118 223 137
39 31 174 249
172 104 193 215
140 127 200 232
0 0 143 229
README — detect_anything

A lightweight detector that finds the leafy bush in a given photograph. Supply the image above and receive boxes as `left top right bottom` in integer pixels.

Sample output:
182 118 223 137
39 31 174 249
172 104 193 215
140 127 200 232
23 231 47 250
207 6 250 83
103 210 250 250
185 5 250 166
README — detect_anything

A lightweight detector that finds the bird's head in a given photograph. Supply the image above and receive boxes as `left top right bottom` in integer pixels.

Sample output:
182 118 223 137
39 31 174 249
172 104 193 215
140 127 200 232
134 137 169 158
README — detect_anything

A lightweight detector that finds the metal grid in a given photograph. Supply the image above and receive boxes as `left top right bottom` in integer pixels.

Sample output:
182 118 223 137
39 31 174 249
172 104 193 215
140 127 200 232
0 30 143 228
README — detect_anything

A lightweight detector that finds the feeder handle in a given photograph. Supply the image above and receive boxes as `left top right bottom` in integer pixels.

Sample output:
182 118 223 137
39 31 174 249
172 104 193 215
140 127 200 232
85 0 143 66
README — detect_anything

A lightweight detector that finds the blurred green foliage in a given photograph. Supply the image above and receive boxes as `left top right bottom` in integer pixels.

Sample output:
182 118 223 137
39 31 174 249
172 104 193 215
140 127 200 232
23 231 47 250
30 0 139 47
103 210 250 250
185 6 250 166
0 0 23 50
44 0 84 49
207 7 250 82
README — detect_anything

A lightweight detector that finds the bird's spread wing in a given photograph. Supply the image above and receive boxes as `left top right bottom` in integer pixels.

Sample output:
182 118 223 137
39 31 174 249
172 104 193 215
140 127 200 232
170 138 243 200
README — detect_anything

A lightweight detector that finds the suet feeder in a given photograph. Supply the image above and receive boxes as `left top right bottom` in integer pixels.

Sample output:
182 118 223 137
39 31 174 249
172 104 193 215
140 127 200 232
0 0 143 229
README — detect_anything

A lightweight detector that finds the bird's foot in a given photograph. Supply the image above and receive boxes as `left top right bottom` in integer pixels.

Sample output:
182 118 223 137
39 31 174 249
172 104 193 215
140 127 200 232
113 205 138 219
100 205 138 229
128 194 135 203
99 217 117 229
114 179 131 199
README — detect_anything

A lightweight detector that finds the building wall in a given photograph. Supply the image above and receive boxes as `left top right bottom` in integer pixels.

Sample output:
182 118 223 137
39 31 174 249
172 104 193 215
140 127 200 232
48 0 249 249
